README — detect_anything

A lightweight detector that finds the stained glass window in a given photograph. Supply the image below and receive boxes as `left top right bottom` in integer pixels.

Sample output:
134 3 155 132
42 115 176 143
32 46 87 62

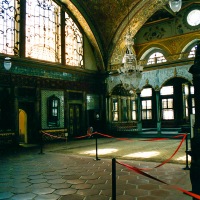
26 0 61 62
0 0 84 67
0 0 20 55
65 13 83 67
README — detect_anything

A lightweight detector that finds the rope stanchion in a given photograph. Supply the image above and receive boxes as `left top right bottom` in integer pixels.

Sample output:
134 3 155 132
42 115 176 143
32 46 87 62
112 158 116 200
116 160 200 200
75 131 188 169
183 133 190 170
39 130 67 154
94 132 100 161
95 132 187 169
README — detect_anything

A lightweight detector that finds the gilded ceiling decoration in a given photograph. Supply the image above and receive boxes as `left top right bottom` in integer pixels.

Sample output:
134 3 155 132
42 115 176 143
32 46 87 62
61 0 169 70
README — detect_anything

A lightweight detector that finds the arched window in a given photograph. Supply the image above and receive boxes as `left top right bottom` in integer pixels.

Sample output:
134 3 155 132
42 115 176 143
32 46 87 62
147 52 167 65
110 84 136 122
65 13 83 67
160 86 174 120
0 0 20 55
0 0 83 67
141 88 153 120
47 95 60 127
188 45 197 58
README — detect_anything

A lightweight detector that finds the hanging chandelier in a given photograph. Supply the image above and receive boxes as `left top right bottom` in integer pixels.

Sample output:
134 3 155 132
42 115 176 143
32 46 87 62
117 40 143 76
169 0 182 13
117 9 143 77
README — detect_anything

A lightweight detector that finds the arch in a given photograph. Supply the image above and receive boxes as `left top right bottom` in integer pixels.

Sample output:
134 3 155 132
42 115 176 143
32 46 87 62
139 45 170 60
66 0 105 71
19 109 28 143
141 83 154 91
109 0 167 66
181 39 199 53
181 39 200 59
111 84 132 96
160 76 192 90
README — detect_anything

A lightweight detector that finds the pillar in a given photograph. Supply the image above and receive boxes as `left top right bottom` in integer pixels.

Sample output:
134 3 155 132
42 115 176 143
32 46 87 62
188 42 200 198
155 88 161 135
35 87 41 143
136 89 142 133
12 86 19 146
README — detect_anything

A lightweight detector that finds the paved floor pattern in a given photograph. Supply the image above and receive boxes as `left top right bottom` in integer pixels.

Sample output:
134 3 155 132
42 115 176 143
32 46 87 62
0 145 192 200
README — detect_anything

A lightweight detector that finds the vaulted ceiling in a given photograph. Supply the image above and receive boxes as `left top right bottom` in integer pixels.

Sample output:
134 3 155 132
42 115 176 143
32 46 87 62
60 0 193 71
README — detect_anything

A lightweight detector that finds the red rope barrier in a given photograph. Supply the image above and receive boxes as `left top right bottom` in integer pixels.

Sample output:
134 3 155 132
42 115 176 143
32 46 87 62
95 132 187 169
154 133 187 168
116 160 200 200
71 130 187 169
41 131 66 140
140 133 186 141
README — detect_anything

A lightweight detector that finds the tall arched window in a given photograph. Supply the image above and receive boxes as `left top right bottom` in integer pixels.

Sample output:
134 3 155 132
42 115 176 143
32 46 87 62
0 0 20 55
0 0 83 67
65 13 83 67
26 0 61 62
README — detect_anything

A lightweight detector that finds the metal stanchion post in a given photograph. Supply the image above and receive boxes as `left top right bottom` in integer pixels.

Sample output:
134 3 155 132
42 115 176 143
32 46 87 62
39 131 44 154
112 158 116 200
183 133 190 170
94 133 100 160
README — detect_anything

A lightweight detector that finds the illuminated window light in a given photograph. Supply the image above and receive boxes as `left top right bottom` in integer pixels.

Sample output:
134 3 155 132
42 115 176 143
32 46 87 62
123 151 160 158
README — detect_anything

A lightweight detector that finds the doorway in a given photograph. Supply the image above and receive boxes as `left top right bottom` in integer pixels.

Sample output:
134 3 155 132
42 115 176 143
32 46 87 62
69 104 82 137
19 109 27 143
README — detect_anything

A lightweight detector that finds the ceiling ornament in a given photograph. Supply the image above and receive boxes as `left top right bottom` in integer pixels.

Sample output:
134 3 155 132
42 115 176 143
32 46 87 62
169 0 182 13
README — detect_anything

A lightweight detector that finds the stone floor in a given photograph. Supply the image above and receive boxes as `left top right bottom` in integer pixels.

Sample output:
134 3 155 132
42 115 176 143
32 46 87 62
0 136 193 200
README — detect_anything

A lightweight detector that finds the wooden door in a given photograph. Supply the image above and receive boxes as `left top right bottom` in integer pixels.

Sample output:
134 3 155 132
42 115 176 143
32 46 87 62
69 104 82 137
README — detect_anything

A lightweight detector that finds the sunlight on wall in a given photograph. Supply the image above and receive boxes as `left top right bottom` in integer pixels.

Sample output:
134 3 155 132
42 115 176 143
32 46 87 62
123 151 160 158
80 148 118 155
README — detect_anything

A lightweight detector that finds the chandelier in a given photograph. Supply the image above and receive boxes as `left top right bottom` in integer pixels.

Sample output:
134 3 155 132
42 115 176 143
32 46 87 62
117 9 143 77
169 0 182 13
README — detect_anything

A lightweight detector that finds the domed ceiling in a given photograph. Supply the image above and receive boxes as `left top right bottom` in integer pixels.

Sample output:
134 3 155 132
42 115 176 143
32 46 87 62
60 0 192 71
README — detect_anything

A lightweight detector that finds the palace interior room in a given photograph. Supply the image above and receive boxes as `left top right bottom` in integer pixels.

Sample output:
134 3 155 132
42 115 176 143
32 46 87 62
0 0 199 145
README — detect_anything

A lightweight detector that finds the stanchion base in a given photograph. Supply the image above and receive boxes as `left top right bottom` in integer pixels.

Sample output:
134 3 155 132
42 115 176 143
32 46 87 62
38 152 45 155
183 167 190 170
94 158 101 161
